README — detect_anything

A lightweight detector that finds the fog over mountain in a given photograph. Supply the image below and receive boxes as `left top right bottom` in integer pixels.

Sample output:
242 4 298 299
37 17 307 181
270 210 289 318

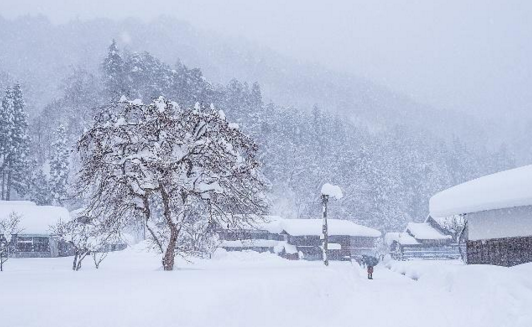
3 0 531 119
0 1 530 230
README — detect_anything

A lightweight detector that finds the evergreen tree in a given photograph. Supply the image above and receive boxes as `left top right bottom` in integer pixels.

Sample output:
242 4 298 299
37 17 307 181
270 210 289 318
7 84 31 199
102 39 125 100
29 168 52 205
49 124 70 205
0 87 14 200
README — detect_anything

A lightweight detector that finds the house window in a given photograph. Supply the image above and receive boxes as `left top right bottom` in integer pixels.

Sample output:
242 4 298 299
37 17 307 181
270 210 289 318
16 237 33 252
15 237 50 253
33 237 50 252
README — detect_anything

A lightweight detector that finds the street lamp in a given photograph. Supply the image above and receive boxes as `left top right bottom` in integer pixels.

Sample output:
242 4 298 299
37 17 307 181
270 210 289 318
320 183 343 266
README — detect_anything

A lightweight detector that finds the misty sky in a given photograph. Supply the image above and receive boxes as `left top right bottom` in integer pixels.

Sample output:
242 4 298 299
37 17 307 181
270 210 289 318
2 0 531 119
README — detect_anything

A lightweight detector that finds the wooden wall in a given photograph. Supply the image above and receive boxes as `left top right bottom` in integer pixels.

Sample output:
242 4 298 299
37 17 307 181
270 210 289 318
467 235 532 267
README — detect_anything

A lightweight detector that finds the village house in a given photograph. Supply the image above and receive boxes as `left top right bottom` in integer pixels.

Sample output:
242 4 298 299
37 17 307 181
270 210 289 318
385 217 460 260
429 164 532 267
218 216 381 261
0 201 72 258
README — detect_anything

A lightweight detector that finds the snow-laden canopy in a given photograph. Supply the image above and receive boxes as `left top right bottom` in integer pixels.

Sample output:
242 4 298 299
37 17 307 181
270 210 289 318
0 201 69 235
254 217 380 238
406 222 451 241
429 164 532 218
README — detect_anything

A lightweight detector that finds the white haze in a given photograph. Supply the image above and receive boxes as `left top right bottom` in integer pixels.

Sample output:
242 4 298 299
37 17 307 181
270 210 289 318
2 0 531 121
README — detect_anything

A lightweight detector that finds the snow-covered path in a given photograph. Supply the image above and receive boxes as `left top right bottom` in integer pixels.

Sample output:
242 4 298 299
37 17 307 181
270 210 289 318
1 249 531 327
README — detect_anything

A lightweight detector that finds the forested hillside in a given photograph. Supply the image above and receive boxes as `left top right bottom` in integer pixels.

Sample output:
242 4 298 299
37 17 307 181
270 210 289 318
0 16 516 231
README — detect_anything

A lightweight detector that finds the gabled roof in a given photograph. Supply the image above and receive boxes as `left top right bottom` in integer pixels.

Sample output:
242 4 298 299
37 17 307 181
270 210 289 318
384 232 419 246
0 201 70 235
406 222 451 241
430 164 532 217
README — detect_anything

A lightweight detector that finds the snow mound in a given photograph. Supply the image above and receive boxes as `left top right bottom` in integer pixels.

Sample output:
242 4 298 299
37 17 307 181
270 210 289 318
211 248 286 263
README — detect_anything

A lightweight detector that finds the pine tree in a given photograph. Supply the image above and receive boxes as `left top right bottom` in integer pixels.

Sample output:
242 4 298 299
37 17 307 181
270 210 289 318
49 124 70 205
6 84 31 199
29 168 52 205
0 87 14 200
102 39 125 100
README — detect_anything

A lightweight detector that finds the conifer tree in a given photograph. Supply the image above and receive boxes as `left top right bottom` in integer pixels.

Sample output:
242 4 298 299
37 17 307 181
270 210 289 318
102 39 125 100
49 124 70 205
29 168 52 205
0 87 14 200
6 84 31 199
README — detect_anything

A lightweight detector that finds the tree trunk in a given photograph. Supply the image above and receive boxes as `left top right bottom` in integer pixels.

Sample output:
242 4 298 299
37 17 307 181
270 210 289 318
72 251 79 271
5 162 11 201
160 186 179 271
75 251 89 271
162 225 178 271
1 169 5 200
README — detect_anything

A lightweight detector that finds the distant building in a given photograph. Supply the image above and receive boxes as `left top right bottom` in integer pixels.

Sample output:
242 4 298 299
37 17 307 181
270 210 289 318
429 165 532 267
218 216 381 261
385 217 460 260
0 201 72 258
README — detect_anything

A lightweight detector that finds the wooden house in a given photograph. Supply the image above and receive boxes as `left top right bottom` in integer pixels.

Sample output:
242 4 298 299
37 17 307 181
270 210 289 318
218 216 381 261
0 201 73 258
429 165 532 267
385 218 460 260
278 218 381 261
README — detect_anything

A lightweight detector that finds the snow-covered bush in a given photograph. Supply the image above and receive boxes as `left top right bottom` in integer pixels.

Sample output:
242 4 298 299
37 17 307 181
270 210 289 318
75 97 268 270
53 214 122 271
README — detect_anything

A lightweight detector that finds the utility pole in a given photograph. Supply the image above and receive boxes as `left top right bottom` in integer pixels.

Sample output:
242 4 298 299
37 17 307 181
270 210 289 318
322 193 329 266
320 183 343 267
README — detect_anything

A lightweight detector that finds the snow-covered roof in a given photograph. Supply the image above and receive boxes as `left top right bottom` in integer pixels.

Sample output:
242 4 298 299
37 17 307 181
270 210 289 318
251 215 285 234
220 240 280 248
406 222 451 241
279 218 381 237
228 216 380 238
384 232 419 246
0 201 70 235
429 165 532 217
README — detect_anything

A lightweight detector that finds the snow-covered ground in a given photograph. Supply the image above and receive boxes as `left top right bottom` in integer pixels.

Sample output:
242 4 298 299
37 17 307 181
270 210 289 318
1 247 531 327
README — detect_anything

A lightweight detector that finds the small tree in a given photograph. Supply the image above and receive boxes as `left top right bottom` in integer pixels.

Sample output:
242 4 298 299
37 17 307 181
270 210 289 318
0 212 22 272
53 214 121 271
437 215 466 242
76 97 268 270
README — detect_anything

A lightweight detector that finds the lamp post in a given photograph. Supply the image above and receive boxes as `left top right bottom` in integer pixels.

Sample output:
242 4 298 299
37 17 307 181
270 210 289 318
320 183 343 267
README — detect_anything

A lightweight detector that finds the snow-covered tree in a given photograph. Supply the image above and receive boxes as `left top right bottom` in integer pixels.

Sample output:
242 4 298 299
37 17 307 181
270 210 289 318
76 97 268 270
0 212 22 272
53 214 122 271
28 168 52 205
49 124 70 205
0 84 31 200
0 87 14 200
102 39 125 100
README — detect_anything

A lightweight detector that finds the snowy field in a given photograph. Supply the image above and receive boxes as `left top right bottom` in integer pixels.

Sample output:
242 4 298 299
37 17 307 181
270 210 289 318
1 246 532 327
